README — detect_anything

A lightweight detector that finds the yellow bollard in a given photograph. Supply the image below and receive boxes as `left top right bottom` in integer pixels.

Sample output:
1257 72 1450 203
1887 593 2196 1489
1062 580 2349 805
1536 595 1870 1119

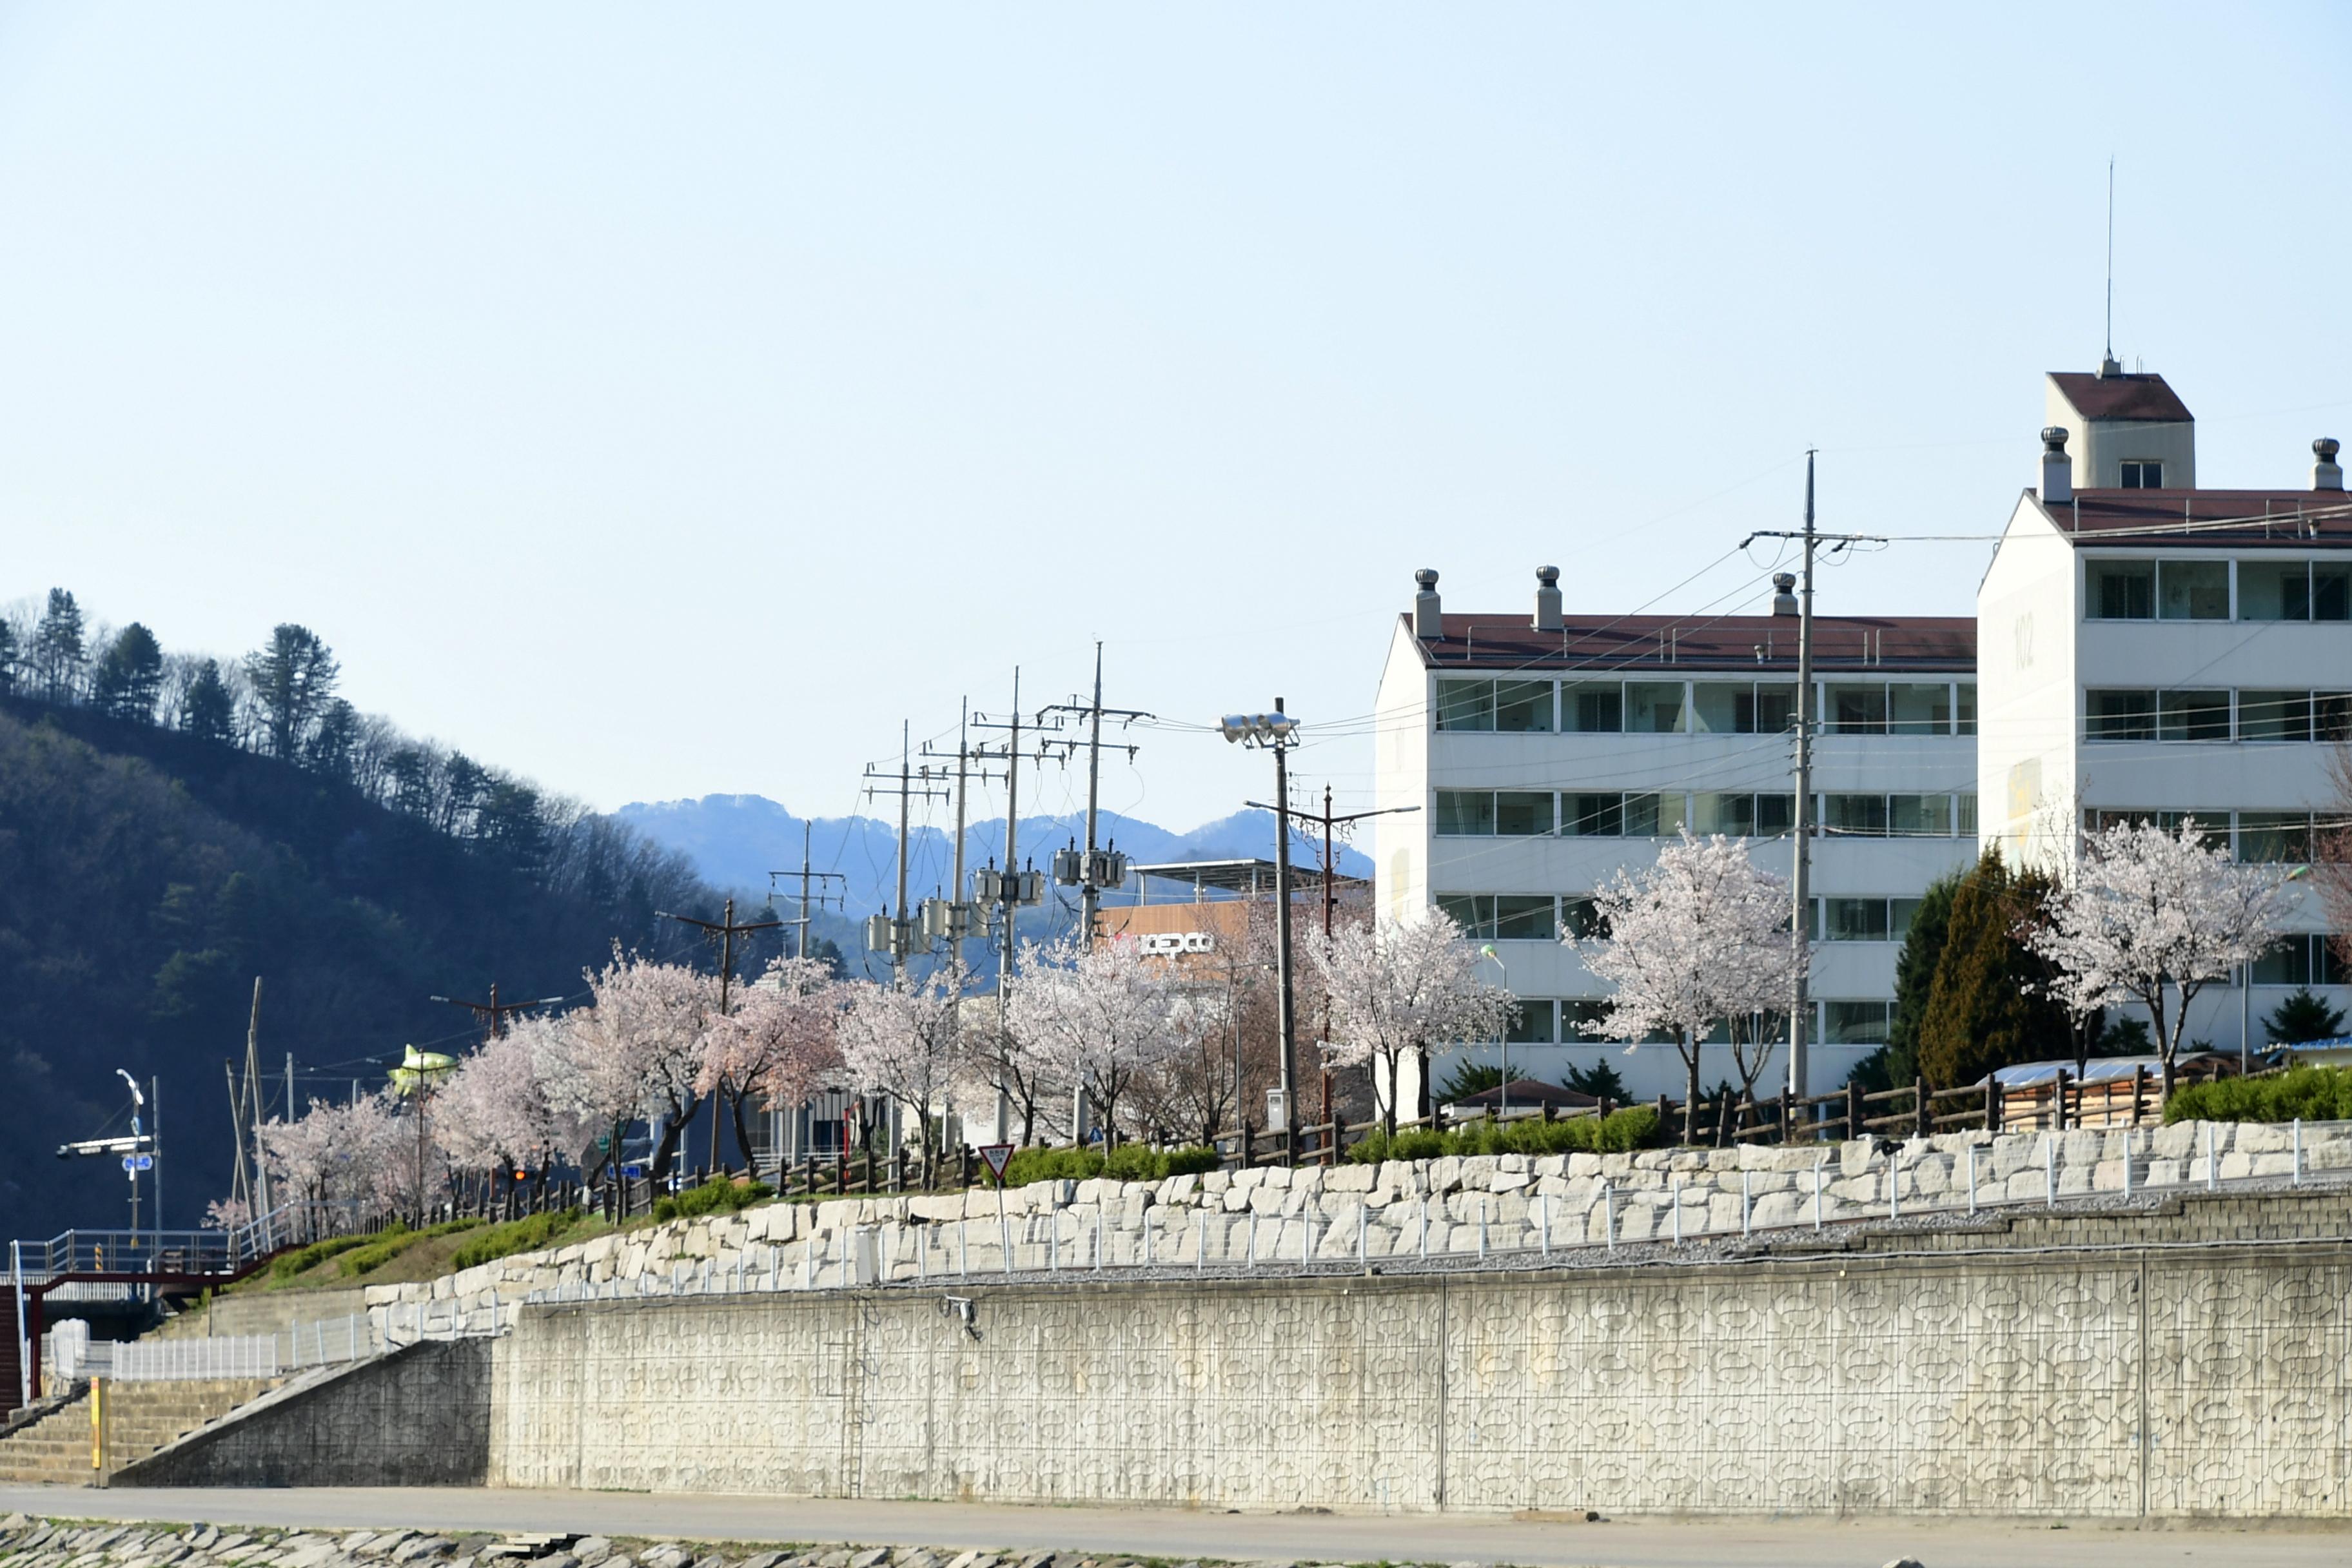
90 1377 103 1472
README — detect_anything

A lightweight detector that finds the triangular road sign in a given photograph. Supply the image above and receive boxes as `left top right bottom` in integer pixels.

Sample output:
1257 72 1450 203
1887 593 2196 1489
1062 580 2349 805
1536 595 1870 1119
978 1144 1014 1185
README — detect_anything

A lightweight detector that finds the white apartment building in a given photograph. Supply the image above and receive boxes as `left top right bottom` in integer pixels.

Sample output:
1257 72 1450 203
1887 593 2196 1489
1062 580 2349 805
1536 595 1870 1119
1374 362 2349 1106
1979 366 2351 1048
1371 569 1979 1106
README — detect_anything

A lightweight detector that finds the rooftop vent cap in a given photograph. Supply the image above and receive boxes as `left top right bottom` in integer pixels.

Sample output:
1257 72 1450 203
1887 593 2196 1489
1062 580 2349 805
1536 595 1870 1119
1534 565 1562 631
1413 569 1442 638
1770 573 1799 617
2316 437 2343 493
2041 425 2073 505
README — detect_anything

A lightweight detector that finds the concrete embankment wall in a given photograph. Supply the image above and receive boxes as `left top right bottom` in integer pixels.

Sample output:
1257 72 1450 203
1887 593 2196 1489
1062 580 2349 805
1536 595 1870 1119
485 1240 2352 1519
113 1339 490 1488
368 1120 2352 1340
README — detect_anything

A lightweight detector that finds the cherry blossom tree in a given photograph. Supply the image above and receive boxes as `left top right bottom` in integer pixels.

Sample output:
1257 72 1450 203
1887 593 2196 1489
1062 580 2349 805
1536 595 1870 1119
259 1092 414 1231
1562 830 1802 1144
532 945 716 1181
436 1023 558 1183
2028 818 2297 1095
1306 910 1514 1133
962 993 1065 1147
836 961 967 1177
1003 935 1184 1147
696 955 846 1168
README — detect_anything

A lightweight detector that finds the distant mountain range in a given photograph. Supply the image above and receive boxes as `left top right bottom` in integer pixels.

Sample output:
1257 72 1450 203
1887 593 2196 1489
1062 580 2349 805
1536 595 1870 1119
612 794 1375 919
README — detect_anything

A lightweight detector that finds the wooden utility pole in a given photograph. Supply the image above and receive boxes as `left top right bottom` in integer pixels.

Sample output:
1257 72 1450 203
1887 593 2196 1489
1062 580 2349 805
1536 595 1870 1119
431 982 567 1044
660 897 782 1170
1246 787 1418 1148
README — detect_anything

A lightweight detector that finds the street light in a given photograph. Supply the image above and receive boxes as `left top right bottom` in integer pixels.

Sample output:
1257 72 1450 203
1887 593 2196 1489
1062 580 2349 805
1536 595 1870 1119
1478 945 1509 1122
1223 700 1303 1151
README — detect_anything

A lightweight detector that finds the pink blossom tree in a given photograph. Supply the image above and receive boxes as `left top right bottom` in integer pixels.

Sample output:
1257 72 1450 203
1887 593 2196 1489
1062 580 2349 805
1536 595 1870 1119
836 961 966 1177
259 1092 413 1231
2028 818 2297 1094
1562 830 1802 1144
532 945 716 1181
696 955 846 1169
435 1024 557 1183
1308 910 1514 1133
1003 935 1181 1147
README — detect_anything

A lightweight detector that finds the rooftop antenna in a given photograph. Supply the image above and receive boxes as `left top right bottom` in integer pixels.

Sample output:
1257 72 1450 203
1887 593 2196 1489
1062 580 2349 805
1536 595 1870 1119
2101 157 2121 377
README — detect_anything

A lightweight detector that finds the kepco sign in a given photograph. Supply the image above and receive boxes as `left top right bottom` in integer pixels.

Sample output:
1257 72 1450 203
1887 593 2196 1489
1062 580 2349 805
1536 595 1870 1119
1136 931 1216 956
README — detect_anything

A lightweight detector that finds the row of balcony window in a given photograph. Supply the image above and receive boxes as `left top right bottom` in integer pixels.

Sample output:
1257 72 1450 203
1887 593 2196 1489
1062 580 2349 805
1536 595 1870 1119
2085 688 2352 743
1433 789 1978 839
1434 677 1978 736
2086 558 2352 623
2081 808 2342 865
1502 999 1888 1047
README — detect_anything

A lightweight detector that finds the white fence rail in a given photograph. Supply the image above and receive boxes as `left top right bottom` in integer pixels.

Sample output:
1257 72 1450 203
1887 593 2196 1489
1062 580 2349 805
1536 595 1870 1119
38 1313 381 1389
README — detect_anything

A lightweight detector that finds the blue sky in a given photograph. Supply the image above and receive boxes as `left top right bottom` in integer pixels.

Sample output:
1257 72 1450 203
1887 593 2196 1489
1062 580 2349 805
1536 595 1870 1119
2 5 2346 834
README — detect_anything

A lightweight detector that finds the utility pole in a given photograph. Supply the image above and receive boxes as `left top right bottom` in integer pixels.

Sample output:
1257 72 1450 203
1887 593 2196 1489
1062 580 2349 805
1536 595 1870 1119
1743 455 1883 1115
863 723 948 985
1247 784 1418 1141
243 979 272 1240
430 983 567 1044
1043 645 1149 945
770 823 848 966
1220 703 1304 1141
660 897 783 1169
971 671 1048 1142
917 701 1003 960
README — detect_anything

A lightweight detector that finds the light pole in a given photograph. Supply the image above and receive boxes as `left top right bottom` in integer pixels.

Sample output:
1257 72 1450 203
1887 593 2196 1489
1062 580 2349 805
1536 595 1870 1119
1477 946 1509 1121
1221 704 1302 1148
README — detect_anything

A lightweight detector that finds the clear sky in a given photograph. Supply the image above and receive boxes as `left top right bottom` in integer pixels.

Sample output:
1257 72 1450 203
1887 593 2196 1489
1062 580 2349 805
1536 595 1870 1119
3 5 2347 837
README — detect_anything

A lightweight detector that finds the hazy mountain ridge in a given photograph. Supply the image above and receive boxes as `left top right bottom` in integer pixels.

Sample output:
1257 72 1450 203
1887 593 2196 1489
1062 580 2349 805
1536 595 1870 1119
613 793 1375 917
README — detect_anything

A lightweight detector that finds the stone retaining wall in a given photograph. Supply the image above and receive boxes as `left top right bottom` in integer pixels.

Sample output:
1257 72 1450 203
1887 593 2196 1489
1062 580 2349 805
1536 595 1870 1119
362 1119 2352 1337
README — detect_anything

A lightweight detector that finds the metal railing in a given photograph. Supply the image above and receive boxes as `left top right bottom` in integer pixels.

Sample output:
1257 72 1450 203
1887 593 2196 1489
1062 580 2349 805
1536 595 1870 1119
10 1202 358 1288
40 1313 381 1388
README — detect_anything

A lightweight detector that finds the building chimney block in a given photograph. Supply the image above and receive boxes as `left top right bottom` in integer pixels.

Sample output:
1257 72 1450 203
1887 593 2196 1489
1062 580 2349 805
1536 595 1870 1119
2041 426 2073 505
1413 569 1442 638
1533 565 1562 631
2315 437 2343 493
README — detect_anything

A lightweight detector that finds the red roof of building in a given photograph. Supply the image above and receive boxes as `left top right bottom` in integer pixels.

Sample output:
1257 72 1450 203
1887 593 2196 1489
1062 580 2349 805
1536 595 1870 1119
2048 371 2195 425
1413 612 1975 673
2040 487 2352 549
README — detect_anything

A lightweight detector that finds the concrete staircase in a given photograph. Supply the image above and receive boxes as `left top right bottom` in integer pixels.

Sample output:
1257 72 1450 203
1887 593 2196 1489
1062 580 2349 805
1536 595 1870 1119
0 1377 280 1485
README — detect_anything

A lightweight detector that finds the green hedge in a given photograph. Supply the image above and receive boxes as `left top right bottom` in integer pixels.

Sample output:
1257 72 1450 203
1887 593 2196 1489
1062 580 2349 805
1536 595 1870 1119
996 1144 1220 1188
1348 1106 1661 1164
334 1217 480 1278
2165 1065 2352 1125
651 1177 775 1224
449 1208 587 1270
270 1231 380 1280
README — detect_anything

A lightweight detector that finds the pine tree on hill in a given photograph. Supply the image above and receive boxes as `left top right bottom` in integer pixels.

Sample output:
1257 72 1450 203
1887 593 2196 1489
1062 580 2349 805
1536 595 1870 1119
242 622 340 760
91 623 164 722
30 587 86 701
180 657 236 744
0 617 17 695
1916 850 2072 1089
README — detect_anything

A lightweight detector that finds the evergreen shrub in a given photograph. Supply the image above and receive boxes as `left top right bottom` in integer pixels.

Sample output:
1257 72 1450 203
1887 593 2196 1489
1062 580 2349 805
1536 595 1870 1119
2165 1065 2352 1125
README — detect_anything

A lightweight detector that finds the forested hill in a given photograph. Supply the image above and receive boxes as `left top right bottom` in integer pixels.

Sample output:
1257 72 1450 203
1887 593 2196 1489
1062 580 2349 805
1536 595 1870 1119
0 697 730 1237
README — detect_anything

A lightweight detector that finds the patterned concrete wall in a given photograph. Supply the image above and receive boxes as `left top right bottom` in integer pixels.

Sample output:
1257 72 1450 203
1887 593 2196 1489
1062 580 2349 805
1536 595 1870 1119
487 1244 2352 1518
116 1338 491 1487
